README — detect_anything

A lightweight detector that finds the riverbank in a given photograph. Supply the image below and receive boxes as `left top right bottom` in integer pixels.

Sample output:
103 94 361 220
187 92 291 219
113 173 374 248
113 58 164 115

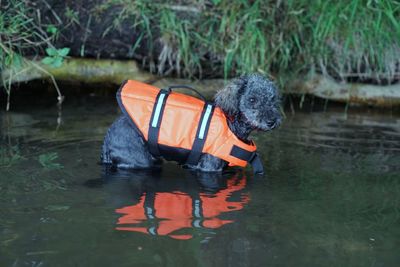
1 1 399 109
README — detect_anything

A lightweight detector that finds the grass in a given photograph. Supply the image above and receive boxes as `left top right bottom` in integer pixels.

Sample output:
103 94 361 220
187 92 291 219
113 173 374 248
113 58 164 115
100 0 400 83
0 0 63 110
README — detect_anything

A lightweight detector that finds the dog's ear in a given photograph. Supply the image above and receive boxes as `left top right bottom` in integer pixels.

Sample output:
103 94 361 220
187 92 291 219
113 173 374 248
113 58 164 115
214 76 248 117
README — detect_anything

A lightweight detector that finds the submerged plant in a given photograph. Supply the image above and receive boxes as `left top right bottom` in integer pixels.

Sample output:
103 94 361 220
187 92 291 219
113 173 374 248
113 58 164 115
38 152 63 170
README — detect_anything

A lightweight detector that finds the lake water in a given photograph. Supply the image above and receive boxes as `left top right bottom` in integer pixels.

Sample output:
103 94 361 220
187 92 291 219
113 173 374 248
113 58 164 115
1 92 399 267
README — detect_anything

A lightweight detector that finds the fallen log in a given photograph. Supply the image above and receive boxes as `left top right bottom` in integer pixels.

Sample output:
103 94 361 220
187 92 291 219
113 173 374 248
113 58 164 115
1 58 156 85
288 74 400 107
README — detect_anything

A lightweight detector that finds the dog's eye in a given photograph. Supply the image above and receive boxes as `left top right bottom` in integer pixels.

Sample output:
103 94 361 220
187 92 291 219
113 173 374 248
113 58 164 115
249 97 256 103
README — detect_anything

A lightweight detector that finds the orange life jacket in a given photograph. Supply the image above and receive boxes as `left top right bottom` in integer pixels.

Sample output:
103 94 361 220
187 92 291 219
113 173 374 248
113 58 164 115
117 80 263 173
115 175 249 240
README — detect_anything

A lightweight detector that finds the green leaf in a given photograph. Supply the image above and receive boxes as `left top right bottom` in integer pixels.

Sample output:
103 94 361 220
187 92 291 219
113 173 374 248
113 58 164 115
12 54 23 69
5 55 12 66
224 50 235 79
46 25 58 35
45 47 58 56
41 57 55 65
51 57 64 68
58 47 70 57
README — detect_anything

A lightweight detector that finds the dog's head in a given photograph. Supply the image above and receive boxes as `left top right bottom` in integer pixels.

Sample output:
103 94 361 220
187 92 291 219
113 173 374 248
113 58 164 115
214 74 282 131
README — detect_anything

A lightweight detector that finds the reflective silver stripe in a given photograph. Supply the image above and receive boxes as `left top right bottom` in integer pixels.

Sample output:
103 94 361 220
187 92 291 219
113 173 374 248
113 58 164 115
194 199 201 218
151 93 166 128
146 207 154 219
148 226 157 235
198 104 213 139
193 219 202 228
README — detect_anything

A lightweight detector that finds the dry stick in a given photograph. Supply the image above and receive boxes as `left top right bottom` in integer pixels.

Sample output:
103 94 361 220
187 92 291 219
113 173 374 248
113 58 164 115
80 15 92 57
19 13 57 50
0 42 14 111
40 0 63 24
6 71 12 111
29 61 64 105
163 5 202 13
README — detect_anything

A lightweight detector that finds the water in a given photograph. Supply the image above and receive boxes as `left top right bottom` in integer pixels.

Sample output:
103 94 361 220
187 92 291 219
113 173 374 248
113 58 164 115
1 94 399 267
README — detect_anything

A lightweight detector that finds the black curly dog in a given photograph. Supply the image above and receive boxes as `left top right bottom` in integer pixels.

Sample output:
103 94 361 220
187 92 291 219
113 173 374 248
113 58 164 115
101 74 282 172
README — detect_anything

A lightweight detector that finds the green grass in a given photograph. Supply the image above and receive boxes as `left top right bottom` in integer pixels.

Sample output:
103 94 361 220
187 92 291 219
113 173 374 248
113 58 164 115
101 0 400 82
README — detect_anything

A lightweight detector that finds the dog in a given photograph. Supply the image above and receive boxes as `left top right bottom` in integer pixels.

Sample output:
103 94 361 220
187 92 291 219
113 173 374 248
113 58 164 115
101 74 282 172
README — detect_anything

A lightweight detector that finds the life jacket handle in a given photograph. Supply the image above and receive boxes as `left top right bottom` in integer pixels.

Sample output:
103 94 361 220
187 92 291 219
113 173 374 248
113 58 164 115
164 85 207 102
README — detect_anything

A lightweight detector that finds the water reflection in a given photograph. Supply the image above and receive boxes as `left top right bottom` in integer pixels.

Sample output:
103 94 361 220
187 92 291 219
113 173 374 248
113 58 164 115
87 168 250 240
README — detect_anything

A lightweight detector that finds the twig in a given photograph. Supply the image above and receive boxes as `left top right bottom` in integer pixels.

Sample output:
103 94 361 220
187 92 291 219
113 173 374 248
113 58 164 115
162 5 202 14
40 0 62 24
6 71 12 111
29 61 64 105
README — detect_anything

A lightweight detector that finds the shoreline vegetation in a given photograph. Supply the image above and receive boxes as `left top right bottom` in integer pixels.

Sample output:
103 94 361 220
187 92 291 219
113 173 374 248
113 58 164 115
1 0 399 109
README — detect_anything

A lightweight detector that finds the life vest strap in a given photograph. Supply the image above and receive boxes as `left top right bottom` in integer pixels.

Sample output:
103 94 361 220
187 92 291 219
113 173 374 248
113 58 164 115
185 103 215 165
230 145 264 175
148 89 170 156
249 153 264 175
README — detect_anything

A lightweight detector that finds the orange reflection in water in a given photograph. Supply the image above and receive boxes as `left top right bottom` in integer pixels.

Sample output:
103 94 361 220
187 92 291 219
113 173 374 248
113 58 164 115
115 175 250 240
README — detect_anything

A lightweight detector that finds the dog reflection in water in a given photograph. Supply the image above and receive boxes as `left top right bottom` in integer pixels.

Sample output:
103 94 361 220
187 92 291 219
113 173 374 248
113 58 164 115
113 172 249 240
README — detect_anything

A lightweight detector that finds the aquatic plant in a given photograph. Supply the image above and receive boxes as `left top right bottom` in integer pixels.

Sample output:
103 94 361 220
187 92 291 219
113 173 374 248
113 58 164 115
38 152 63 170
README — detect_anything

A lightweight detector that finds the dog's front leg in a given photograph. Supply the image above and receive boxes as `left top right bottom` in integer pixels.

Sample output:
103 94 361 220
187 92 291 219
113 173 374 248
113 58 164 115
189 154 226 172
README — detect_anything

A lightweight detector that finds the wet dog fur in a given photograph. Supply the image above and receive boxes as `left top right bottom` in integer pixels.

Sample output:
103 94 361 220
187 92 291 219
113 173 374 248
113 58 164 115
101 74 282 172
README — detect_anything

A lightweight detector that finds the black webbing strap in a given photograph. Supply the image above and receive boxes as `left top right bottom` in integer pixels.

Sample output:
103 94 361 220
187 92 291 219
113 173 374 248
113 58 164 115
230 145 264 175
144 191 156 219
186 103 215 165
148 89 170 156
143 191 158 236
